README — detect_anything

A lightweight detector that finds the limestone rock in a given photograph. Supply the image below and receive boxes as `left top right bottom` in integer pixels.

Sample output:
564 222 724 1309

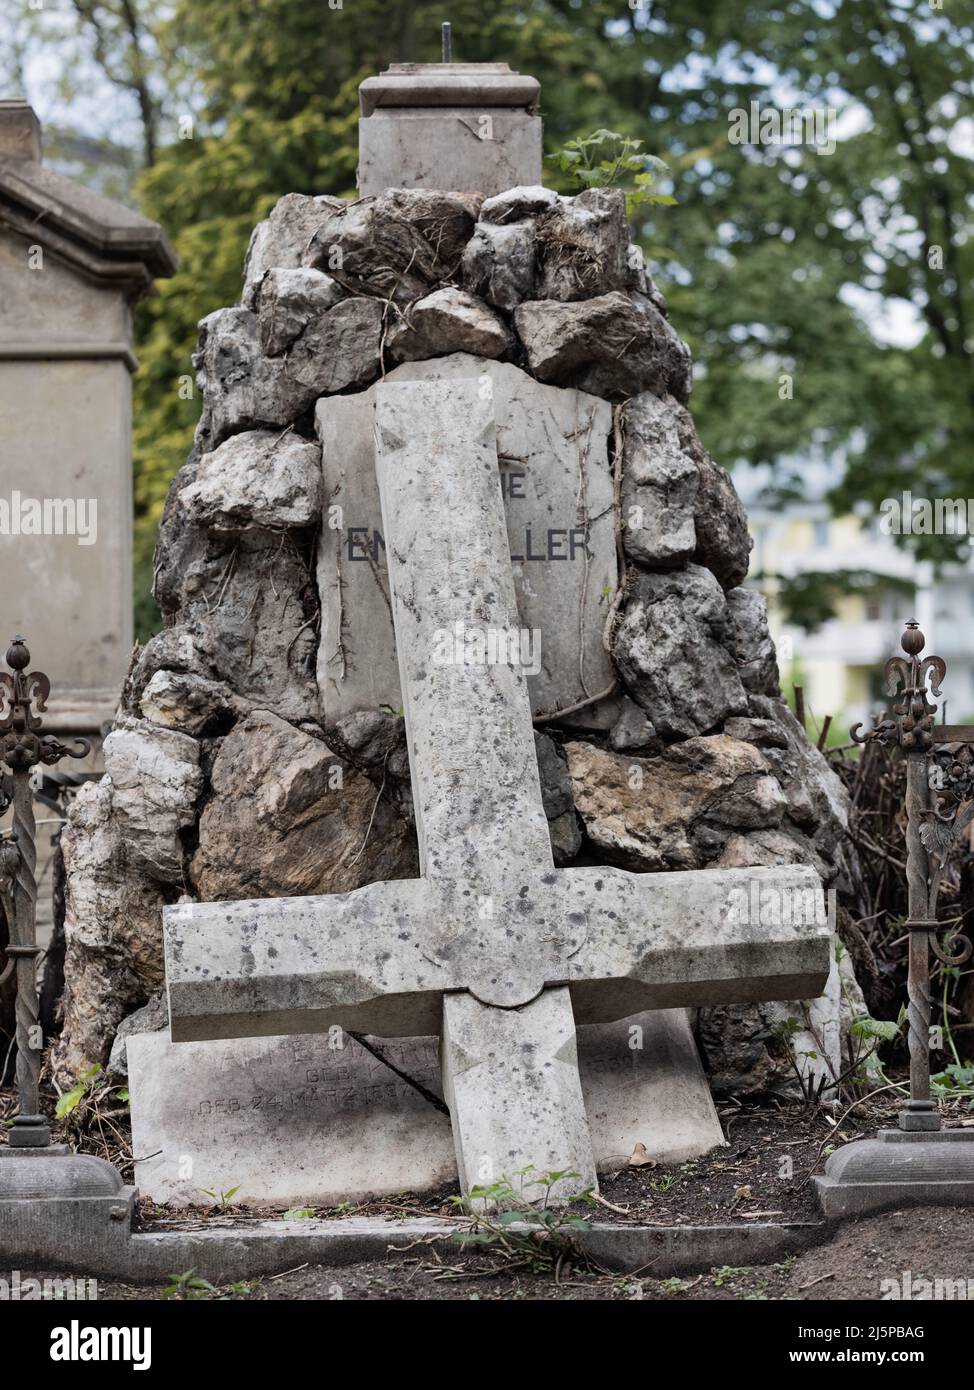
194 301 381 452
102 718 202 881
480 185 560 222
723 715 790 750
179 429 323 531
151 525 319 724
327 708 413 820
726 588 780 695
52 780 169 1082
515 291 693 401
193 309 306 450
697 1005 785 1099
140 669 241 737
624 248 669 316
565 736 786 871
287 297 383 394
619 392 749 587
108 991 169 1077
387 287 514 363
714 826 830 879
608 698 660 753
241 193 346 308
257 267 346 356
191 710 417 900
612 565 748 738
752 696 850 878
534 732 582 866
307 189 480 304
461 220 537 311
620 393 697 568
536 188 629 301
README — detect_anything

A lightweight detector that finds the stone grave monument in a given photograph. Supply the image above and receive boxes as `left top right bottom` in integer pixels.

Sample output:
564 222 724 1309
164 376 830 1198
52 54 858 1207
0 99 176 738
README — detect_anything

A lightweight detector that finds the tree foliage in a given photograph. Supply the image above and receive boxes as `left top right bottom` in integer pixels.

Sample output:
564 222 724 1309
5 1 972 635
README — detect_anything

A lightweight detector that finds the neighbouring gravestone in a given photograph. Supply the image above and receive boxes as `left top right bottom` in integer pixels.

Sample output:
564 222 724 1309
316 355 616 721
0 100 175 737
357 63 542 198
164 378 830 1199
126 1010 719 1206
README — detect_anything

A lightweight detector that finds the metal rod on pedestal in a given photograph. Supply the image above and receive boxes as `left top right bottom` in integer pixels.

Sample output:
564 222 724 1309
0 636 89 1147
441 21 452 62
851 620 973 1132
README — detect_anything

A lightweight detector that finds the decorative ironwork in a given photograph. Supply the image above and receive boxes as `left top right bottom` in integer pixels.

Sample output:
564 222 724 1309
0 636 90 1148
851 620 945 752
850 620 974 1131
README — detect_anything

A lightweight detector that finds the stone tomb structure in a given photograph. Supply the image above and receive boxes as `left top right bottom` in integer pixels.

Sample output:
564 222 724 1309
0 100 175 736
54 61 858 1207
164 378 830 1198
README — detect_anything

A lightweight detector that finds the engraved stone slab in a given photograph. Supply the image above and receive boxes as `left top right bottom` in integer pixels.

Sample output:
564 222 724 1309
316 355 616 722
128 1010 723 1206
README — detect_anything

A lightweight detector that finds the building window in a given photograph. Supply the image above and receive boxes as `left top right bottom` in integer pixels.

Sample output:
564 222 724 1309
865 597 881 622
813 519 830 548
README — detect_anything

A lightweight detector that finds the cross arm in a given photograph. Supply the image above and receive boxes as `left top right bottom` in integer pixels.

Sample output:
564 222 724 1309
164 863 831 1043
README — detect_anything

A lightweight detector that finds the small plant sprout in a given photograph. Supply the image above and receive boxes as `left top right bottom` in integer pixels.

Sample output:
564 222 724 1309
550 129 677 216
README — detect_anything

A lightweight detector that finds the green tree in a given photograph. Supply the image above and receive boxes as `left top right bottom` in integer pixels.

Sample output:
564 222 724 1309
6 1 972 634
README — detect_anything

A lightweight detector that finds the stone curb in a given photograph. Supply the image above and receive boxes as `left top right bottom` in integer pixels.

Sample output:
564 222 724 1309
0 1212 827 1283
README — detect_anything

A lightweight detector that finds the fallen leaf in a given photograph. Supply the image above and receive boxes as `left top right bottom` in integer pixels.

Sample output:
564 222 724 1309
629 1142 656 1169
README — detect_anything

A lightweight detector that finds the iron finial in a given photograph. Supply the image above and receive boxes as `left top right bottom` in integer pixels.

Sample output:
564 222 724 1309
5 636 29 671
902 620 925 657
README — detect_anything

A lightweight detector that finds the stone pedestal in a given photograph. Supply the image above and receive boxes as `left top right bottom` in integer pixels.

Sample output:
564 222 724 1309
0 1145 135 1269
815 1128 974 1218
358 63 542 196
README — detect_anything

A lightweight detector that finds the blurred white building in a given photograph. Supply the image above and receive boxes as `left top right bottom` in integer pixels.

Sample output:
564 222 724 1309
739 488 974 737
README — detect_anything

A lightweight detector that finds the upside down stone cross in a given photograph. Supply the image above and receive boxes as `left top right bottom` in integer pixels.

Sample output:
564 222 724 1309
164 378 830 1199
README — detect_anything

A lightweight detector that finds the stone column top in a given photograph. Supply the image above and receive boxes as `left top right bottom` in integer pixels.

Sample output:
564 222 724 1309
359 63 541 116
0 100 41 162
0 100 176 297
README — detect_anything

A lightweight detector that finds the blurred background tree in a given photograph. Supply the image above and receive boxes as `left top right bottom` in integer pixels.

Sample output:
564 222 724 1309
3 0 972 637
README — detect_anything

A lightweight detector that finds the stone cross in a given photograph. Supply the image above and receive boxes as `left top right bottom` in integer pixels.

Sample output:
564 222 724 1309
165 379 830 1199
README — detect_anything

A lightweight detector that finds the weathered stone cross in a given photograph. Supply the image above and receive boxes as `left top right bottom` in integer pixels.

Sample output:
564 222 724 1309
164 378 830 1198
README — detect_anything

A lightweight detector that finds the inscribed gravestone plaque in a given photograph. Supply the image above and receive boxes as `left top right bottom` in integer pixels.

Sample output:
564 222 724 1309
128 1011 723 1206
316 354 616 722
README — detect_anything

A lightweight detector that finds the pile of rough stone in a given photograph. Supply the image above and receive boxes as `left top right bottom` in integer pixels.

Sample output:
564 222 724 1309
53 184 862 1096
